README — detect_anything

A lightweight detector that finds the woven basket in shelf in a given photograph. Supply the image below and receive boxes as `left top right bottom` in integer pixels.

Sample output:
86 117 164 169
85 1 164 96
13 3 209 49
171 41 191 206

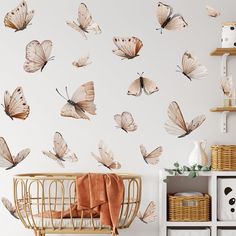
211 145 236 171
168 194 211 222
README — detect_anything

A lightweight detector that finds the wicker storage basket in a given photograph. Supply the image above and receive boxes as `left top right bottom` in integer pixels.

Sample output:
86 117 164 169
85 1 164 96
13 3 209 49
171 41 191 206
211 145 236 171
168 194 211 222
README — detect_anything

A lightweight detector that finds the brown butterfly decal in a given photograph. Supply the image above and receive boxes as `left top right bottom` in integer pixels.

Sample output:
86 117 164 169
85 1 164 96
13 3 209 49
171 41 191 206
72 55 91 69
1 197 19 219
176 51 207 81
91 140 121 170
24 40 54 73
66 3 101 39
165 101 206 138
0 137 30 170
156 2 187 34
3 86 30 120
206 5 220 18
112 37 143 59
127 73 159 96
221 77 233 97
4 0 34 32
43 132 78 168
140 145 162 165
56 81 96 120
114 112 137 133
137 201 157 224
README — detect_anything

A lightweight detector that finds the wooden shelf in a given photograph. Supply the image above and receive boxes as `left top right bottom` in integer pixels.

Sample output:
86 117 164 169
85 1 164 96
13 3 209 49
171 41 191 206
210 107 236 112
210 48 236 56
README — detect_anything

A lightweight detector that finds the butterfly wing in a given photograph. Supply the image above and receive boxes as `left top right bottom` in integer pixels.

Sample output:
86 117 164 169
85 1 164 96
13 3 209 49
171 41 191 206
66 21 87 39
0 137 14 169
127 78 142 96
4 87 30 120
206 5 220 17
139 144 147 158
156 2 173 27
42 151 65 168
71 81 96 115
1 197 18 219
165 101 188 137
142 78 159 95
72 55 91 68
120 112 137 132
145 147 162 165
24 40 52 73
61 103 90 119
112 37 143 59
13 149 30 166
4 0 33 31
164 14 188 30
53 132 68 158
140 201 157 223
187 115 206 134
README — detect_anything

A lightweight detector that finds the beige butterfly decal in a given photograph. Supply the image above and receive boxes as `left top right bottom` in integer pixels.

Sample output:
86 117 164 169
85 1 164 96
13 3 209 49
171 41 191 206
91 140 121 170
112 37 143 59
177 51 207 81
206 5 220 18
114 112 137 133
3 86 30 120
1 197 19 219
137 201 157 224
72 55 91 69
156 2 187 34
42 132 78 168
0 137 30 170
127 72 159 96
140 145 162 165
165 101 206 138
221 77 233 97
67 3 101 39
24 40 54 73
56 81 96 120
4 0 34 32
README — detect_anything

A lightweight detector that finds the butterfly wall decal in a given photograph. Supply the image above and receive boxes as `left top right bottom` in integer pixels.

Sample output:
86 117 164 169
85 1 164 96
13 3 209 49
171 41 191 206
42 132 78 168
24 40 54 73
3 86 30 120
176 51 208 81
112 37 143 59
137 201 157 224
206 5 220 18
221 77 233 97
114 112 137 133
72 55 91 69
156 2 187 34
165 101 206 138
56 81 96 120
1 197 19 219
66 3 101 39
91 140 121 170
4 0 34 32
0 137 30 170
140 145 162 165
127 72 159 96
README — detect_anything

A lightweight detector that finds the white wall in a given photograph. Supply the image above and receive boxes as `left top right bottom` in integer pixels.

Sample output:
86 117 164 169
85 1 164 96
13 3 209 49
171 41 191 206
0 0 236 235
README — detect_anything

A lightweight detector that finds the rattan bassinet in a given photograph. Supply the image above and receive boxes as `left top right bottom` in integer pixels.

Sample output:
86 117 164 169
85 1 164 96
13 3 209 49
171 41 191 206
13 173 141 236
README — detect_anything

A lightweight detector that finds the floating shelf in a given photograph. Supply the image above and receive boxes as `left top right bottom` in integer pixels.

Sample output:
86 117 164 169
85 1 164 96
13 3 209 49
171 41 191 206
210 48 236 56
210 107 236 112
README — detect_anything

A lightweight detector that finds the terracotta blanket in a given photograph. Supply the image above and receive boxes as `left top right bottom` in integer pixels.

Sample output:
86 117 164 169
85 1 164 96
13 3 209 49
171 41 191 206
36 173 124 232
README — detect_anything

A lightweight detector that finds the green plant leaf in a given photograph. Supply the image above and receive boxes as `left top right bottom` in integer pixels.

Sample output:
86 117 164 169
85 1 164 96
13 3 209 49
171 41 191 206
174 162 180 168
188 170 197 178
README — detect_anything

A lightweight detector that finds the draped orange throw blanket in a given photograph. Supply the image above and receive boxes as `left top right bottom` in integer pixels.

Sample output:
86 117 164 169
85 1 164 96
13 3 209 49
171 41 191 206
37 173 124 233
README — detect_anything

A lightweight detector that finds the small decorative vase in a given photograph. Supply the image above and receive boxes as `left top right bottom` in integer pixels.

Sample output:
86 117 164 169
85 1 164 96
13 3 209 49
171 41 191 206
188 140 208 166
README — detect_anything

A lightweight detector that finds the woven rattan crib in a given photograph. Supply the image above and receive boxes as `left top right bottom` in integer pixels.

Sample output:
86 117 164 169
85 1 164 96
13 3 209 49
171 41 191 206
13 173 141 236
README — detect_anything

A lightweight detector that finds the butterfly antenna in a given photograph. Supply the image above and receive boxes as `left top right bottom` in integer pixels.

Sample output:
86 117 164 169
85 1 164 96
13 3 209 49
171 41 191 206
65 87 70 100
56 88 67 101
49 56 55 61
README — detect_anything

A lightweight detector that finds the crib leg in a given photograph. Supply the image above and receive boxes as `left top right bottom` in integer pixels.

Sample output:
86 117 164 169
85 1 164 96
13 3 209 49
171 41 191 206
34 230 45 236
